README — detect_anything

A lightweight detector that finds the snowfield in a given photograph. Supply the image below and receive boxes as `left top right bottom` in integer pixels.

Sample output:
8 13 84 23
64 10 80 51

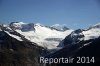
83 28 100 40
83 23 100 40
14 23 73 49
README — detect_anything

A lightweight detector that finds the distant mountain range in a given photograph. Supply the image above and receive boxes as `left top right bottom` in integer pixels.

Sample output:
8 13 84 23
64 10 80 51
0 22 100 66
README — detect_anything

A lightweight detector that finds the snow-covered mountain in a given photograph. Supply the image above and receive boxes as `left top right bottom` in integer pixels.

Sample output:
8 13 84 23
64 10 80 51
0 22 73 49
1 22 100 66
1 22 100 49
83 23 100 40
60 29 84 46
61 23 100 46
46 23 100 66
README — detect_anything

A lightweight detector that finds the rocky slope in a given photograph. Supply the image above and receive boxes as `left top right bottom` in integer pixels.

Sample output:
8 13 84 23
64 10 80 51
45 23 100 66
46 36 100 66
0 30 48 66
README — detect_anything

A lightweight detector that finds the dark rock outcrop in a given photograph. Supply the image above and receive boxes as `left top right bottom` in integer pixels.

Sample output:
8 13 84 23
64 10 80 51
63 29 84 46
46 37 100 66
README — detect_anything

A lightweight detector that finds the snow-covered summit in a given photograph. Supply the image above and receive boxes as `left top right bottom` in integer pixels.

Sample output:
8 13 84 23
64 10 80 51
82 23 100 40
35 23 44 27
89 23 100 29
69 23 100 41
61 23 100 46
10 22 35 32
50 24 69 31
70 29 84 41
61 29 84 46
9 22 69 32
10 22 25 28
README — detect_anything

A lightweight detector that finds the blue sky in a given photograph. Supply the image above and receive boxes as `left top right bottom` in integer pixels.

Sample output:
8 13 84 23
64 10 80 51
0 0 100 29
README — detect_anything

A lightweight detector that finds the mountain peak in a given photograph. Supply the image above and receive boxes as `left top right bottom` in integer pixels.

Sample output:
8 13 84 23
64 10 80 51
92 23 100 28
35 23 44 27
9 22 35 32
72 29 83 34
50 24 69 31
89 23 100 29
10 22 26 25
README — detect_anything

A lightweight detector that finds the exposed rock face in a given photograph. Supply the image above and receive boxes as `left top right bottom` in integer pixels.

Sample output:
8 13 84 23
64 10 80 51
63 29 84 46
0 31 48 66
